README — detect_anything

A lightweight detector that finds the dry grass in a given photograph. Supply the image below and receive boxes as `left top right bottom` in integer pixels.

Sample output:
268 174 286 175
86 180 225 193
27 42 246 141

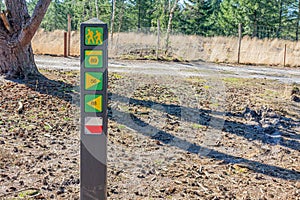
32 29 300 67
32 29 80 56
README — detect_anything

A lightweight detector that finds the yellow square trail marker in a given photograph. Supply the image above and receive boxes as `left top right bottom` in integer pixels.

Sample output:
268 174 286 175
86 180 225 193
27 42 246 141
84 50 103 68
80 18 108 200
85 27 103 46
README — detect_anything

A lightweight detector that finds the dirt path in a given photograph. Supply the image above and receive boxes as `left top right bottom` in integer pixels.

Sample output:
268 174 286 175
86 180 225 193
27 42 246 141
35 55 300 83
1 56 299 199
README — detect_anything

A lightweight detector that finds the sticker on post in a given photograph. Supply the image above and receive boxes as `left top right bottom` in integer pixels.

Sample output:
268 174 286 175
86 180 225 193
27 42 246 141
85 95 102 112
84 50 103 68
85 72 103 91
85 27 103 46
85 117 103 135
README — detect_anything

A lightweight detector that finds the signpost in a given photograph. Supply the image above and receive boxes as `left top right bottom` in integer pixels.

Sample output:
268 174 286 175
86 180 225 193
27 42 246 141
80 18 108 199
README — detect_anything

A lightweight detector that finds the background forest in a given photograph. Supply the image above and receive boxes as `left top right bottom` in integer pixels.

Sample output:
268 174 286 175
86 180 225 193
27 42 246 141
1 0 299 40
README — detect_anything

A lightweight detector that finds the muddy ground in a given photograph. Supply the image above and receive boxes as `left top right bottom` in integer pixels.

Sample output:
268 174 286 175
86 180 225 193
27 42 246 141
0 61 300 199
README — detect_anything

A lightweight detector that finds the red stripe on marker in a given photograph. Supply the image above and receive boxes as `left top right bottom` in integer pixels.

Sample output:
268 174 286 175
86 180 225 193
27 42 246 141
85 125 103 134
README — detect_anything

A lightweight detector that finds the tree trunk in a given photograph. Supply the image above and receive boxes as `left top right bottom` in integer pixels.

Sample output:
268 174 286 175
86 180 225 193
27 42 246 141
165 0 178 54
252 10 258 38
117 0 125 33
95 0 99 19
110 0 116 44
0 42 36 78
0 0 51 79
137 0 141 30
296 0 300 41
277 0 283 38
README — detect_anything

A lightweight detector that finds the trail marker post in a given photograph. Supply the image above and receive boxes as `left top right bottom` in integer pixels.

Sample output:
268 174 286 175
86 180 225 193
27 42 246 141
80 18 108 200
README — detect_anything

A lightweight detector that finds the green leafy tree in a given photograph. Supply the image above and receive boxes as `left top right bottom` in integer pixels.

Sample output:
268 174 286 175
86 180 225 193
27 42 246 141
42 0 69 31
296 0 300 40
217 0 278 37
152 0 172 29
62 0 110 30
115 0 136 31
280 0 300 40
179 0 212 35
217 0 241 36
17 0 300 40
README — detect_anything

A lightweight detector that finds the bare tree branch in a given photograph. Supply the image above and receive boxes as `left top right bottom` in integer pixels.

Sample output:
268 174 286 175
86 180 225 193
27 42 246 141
0 11 12 33
17 0 51 46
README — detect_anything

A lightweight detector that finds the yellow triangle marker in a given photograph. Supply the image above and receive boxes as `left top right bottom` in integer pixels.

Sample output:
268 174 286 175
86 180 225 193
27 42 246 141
86 73 101 89
87 96 102 112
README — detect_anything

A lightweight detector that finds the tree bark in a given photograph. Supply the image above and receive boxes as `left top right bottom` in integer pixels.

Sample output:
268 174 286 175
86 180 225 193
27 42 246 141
117 0 125 33
277 0 283 38
165 0 178 54
0 0 51 79
95 0 99 19
110 0 116 44
296 0 300 41
252 10 258 38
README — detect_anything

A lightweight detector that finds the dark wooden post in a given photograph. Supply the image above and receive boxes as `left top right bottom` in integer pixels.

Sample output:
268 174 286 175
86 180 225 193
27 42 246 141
64 32 67 57
68 14 71 56
80 18 108 200
284 44 287 67
156 19 160 60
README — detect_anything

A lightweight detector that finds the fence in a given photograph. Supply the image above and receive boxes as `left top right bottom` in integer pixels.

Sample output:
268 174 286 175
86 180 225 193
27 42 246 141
31 25 300 67
108 24 300 67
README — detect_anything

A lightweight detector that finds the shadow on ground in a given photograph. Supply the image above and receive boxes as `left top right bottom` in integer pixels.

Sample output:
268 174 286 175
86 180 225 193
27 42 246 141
109 93 300 180
6 76 299 181
111 93 300 151
7 74 79 105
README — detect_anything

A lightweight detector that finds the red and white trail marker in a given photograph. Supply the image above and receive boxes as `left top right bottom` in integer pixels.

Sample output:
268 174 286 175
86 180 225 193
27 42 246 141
85 117 103 134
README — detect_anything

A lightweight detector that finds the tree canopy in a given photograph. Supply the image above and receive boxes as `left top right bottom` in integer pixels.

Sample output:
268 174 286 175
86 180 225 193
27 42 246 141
24 0 300 40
